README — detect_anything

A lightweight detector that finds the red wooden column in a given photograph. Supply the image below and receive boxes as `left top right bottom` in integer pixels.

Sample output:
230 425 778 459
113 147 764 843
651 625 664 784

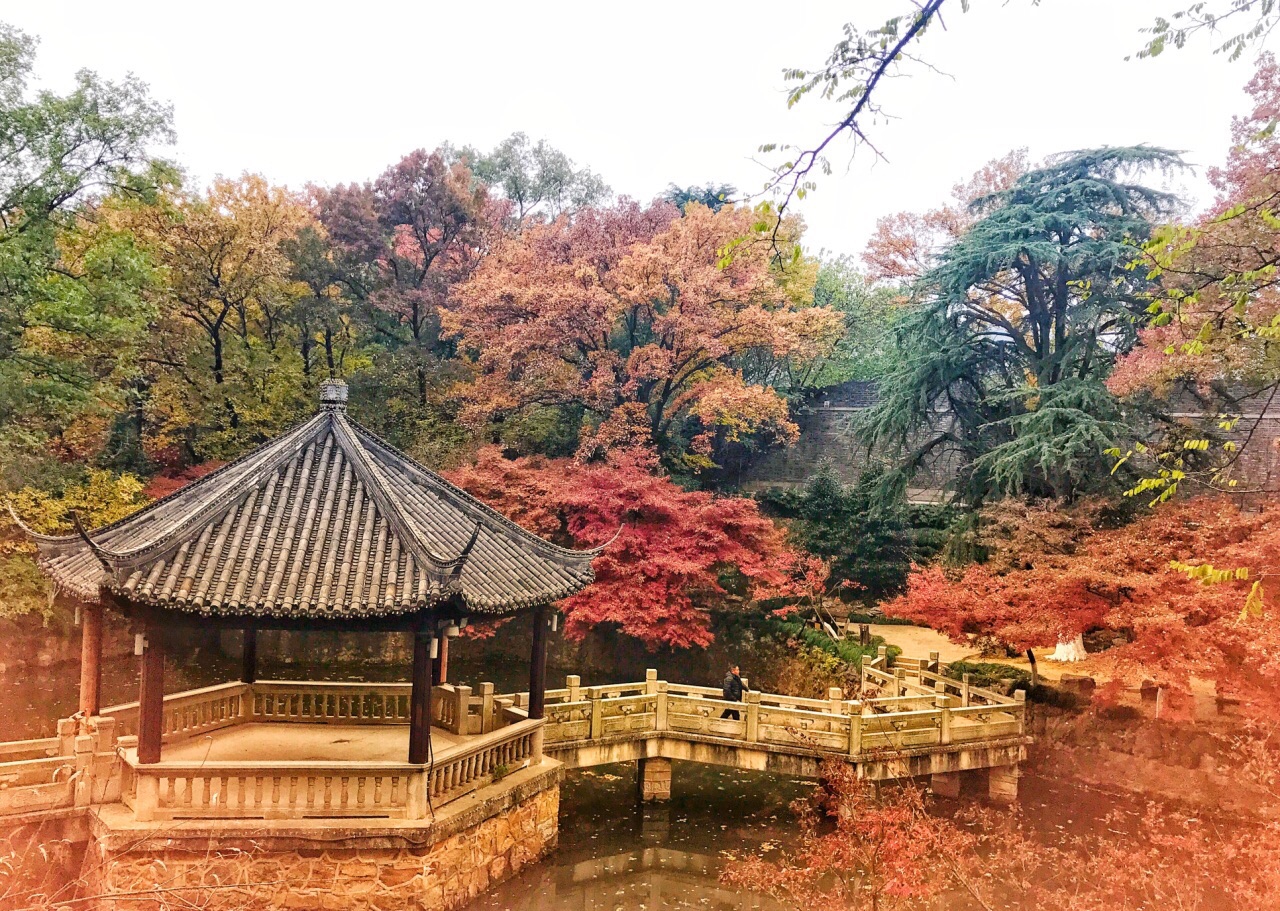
408 630 434 764
431 634 449 686
137 621 166 764
241 627 258 683
79 603 103 716
528 604 549 720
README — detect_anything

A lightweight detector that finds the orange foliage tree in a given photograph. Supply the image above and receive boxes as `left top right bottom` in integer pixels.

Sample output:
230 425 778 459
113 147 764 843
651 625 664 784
884 497 1280 714
445 447 802 648
445 201 842 470
861 150 1028 285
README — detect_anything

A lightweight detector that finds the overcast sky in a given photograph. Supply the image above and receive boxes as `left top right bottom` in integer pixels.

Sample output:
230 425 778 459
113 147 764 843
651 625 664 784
7 0 1259 258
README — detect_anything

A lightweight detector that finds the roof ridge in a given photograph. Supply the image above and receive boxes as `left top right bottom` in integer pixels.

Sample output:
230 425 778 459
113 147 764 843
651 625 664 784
345 417 610 563
328 414 464 581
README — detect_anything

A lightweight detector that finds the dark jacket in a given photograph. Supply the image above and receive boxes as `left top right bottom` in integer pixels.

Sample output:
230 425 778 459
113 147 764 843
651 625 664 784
723 672 744 702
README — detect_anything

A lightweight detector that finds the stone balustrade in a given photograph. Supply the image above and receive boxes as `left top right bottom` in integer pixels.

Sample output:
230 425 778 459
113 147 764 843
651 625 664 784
101 681 250 742
118 717 545 821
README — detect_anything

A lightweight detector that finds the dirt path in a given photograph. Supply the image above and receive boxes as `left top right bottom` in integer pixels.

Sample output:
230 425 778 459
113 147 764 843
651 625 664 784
868 624 978 663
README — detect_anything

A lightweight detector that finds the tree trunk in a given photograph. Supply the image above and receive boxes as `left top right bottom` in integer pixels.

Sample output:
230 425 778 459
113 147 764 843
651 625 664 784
1047 633 1087 662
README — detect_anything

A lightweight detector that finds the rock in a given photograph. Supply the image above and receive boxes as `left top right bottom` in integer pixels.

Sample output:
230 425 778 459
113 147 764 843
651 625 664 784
1059 674 1097 696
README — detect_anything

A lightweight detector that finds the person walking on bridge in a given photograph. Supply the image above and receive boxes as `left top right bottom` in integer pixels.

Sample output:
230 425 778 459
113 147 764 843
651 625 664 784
722 664 745 720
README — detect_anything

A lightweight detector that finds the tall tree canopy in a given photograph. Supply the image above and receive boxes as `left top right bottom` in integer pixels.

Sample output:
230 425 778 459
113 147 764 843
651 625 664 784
860 147 1183 503
446 200 842 471
466 132 610 224
1112 57 1280 399
118 175 315 460
0 23 172 485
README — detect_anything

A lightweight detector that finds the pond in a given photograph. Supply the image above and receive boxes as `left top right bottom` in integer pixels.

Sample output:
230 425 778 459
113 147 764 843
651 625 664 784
472 760 805 911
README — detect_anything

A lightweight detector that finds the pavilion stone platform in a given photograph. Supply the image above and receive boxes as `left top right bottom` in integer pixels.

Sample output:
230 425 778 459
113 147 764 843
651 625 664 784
15 379 610 910
89 761 562 911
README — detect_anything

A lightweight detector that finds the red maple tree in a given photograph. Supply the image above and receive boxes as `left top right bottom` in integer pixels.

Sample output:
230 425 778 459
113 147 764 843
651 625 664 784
883 497 1280 718
724 758 1280 911
445 447 802 648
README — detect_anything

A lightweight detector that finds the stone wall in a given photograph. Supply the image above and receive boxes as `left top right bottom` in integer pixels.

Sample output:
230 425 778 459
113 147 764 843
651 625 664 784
0 609 134 676
87 766 561 911
741 406 959 501
744 392 1280 502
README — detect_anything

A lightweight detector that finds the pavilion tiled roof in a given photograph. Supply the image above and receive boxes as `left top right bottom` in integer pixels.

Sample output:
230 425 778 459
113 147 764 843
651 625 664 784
16 382 604 620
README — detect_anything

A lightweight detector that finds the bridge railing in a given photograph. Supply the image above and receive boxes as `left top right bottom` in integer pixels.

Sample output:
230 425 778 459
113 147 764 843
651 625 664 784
0 717 120 818
539 654 1027 759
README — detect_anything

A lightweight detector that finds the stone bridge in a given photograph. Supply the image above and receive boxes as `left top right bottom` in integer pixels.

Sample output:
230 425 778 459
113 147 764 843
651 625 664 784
534 648 1028 803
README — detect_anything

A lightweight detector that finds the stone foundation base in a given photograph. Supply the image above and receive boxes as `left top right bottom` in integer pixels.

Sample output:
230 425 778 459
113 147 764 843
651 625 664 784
930 771 961 799
637 757 672 802
86 763 561 911
988 763 1019 805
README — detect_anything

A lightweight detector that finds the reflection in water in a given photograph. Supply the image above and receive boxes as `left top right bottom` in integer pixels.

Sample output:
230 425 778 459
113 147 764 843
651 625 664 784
473 761 807 910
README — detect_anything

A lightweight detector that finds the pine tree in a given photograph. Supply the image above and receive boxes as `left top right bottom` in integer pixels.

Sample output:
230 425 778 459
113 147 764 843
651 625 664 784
860 146 1183 503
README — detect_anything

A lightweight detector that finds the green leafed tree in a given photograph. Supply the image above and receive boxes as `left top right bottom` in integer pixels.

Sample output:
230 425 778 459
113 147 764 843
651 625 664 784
467 132 610 223
859 147 1183 504
662 183 737 213
0 23 173 487
762 464 912 603
809 256 901 384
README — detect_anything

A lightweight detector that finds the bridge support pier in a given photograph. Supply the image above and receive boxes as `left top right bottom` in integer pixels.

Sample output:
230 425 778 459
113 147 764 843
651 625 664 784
930 771 961 799
637 757 672 802
988 763 1019 804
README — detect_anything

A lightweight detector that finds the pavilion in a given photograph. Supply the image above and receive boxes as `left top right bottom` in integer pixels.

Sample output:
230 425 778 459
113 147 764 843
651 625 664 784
14 379 606 766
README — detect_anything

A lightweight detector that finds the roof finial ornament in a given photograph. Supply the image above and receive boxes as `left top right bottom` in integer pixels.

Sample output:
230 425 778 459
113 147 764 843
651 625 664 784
319 378 348 413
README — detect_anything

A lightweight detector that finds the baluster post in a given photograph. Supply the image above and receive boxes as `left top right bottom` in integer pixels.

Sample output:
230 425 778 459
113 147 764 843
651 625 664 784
453 685 471 736
479 683 495 734
655 680 668 732
937 693 954 744
645 669 658 695
588 687 604 740
1014 689 1026 733
531 722 545 762
745 691 760 742
828 687 843 715
848 702 863 757
134 772 158 822
566 674 581 703
962 673 972 707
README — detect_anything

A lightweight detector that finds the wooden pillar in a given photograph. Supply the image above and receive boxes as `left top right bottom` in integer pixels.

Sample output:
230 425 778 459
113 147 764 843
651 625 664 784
137 622 165 764
79 603 103 716
408 631 434 764
241 627 258 684
528 604 549 720
432 634 449 686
